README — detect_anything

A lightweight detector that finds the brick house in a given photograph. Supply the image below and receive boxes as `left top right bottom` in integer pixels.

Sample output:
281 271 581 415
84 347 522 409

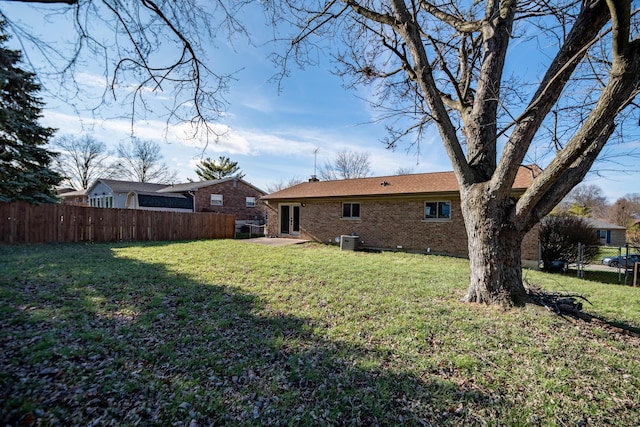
86 177 266 225
262 165 540 259
158 178 267 223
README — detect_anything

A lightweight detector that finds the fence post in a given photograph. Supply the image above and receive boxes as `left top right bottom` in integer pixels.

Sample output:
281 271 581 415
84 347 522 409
537 240 542 271
576 242 584 278
624 243 629 286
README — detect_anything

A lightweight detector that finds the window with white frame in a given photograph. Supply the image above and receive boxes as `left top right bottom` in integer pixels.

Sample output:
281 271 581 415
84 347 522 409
90 195 111 208
246 197 256 207
342 202 361 219
424 201 451 220
210 194 223 206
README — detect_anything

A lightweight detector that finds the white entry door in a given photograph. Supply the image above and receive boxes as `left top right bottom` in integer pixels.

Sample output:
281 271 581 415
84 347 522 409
280 204 300 236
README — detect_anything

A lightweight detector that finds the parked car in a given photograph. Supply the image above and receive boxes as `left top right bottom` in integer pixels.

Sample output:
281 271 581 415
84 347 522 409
601 254 640 268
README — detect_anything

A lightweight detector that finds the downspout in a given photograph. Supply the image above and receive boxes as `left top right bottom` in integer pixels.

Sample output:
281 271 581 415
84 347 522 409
188 191 195 212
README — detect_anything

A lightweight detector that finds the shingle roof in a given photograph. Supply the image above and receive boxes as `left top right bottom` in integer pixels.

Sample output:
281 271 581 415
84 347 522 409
263 165 541 200
156 180 221 192
97 179 168 194
585 218 627 230
90 177 266 196
58 189 87 197
156 177 266 195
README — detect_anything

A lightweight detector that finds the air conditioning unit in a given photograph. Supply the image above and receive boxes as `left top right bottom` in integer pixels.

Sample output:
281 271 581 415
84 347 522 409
340 235 359 251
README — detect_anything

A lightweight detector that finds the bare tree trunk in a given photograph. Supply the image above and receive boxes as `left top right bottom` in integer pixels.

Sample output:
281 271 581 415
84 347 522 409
460 184 528 306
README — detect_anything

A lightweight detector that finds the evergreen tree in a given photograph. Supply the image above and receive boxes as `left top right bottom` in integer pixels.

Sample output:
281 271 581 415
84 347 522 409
0 23 61 203
195 156 244 181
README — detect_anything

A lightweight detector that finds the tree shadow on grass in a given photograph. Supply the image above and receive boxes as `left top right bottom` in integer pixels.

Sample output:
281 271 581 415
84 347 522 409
1 242 496 426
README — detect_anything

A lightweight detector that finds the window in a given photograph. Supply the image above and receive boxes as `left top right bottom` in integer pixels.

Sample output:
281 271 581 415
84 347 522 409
342 202 360 219
424 201 451 220
598 230 607 239
90 194 113 208
246 197 256 207
210 194 223 206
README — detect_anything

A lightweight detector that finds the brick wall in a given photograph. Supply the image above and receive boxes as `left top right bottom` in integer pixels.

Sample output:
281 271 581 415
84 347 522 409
267 197 539 259
193 180 266 221
521 223 540 260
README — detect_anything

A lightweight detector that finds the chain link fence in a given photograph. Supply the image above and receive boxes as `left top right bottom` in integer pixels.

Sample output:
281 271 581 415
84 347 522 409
538 242 640 286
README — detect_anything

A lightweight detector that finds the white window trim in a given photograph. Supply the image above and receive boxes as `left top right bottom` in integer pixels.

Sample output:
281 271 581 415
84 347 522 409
246 197 256 207
210 194 223 206
90 195 112 208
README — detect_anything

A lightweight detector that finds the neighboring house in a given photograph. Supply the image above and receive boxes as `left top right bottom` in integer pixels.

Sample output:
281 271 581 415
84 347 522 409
156 178 267 223
57 188 89 206
262 165 541 259
87 180 175 210
85 178 266 223
586 218 627 246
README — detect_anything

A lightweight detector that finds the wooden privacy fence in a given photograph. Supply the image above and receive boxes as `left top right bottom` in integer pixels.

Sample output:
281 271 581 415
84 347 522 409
0 202 235 244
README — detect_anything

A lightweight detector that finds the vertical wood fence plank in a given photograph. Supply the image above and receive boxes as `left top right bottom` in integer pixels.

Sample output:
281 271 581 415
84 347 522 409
0 202 235 244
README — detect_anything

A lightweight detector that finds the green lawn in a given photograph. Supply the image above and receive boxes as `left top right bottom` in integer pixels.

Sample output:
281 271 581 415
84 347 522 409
1 240 639 426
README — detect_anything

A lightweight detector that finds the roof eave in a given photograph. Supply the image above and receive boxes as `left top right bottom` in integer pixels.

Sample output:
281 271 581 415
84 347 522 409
262 187 529 203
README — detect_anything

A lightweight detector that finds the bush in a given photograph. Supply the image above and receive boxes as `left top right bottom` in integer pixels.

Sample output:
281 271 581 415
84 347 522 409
627 227 640 251
539 215 600 271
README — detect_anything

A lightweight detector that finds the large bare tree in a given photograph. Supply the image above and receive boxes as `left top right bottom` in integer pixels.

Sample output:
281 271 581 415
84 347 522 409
271 0 640 306
558 184 610 218
114 138 177 183
52 134 115 190
609 193 640 226
318 149 372 180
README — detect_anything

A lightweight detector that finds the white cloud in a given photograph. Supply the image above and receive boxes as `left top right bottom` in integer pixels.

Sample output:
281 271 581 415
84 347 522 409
75 72 110 89
42 108 453 188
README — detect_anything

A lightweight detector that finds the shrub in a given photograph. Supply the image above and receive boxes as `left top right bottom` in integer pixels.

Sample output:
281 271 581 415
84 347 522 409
539 215 600 271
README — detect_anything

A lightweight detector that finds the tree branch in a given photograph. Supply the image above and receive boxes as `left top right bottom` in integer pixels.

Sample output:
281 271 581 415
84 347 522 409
345 0 397 26
519 121 615 232
417 0 482 33
292 0 347 45
494 0 611 197
387 0 472 183
465 0 516 179
517 39 640 226
606 0 631 55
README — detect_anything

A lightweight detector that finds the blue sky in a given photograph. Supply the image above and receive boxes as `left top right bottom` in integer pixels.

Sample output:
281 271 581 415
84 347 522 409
3 2 638 201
